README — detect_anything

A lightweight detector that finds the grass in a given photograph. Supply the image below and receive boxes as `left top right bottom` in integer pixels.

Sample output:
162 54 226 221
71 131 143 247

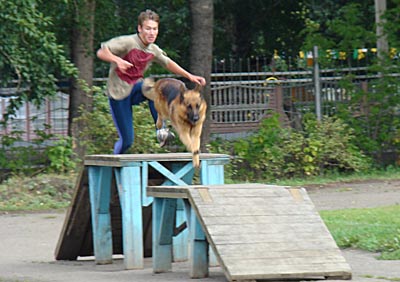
321 205 400 260
0 173 75 212
272 166 400 187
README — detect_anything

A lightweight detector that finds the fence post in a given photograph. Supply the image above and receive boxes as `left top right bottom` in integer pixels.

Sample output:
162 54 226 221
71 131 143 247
313 46 322 121
269 85 288 125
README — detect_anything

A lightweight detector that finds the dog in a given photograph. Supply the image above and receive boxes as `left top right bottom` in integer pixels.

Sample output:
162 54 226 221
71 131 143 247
142 78 207 168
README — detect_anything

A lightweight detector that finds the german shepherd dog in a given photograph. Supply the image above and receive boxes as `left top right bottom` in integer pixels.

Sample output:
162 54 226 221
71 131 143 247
142 78 207 167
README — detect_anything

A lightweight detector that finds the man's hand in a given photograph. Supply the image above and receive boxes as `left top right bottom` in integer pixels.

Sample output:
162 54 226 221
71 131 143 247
116 59 133 74
189 74 206 86
97 47 133 74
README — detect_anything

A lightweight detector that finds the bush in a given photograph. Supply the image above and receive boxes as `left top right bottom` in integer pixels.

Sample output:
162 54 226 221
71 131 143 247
76 91 169 155
0 128 76 178
336 71 400 165
211 114 372 181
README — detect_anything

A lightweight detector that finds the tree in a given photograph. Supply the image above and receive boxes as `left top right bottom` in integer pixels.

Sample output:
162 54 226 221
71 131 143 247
189 0 214 151
375 0 388 60
0 0 76 122
68 0 96 158
213 0 305 60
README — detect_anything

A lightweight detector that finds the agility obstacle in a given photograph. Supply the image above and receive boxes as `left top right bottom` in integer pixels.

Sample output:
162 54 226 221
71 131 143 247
56 153 351 281
148 184 352 281
55 153 228 268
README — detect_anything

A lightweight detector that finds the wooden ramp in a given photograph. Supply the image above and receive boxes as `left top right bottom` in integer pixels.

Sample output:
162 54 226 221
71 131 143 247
148 183 352 281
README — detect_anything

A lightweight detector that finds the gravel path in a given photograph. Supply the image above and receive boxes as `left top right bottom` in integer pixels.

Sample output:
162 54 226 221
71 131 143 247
0 180 399 282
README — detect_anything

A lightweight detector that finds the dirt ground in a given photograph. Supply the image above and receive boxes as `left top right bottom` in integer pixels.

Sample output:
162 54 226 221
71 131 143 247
0 179 399 282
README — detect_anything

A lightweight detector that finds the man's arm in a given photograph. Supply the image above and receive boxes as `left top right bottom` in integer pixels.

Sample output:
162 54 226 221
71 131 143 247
96 47 133 74
166 60 206 86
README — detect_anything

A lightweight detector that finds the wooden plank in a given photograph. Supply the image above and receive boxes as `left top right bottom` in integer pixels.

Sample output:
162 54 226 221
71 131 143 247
197 214 321 225
197 188 213 203
205 222 330 235
191 196 312 206
227 262 351 280
55 167 91 260
190 205 315 217
223 256 348 267
84 153 230 167
56 167 154 261
210 232 335 245
184 184 351 281
146 184 351 281
147 185 190 199
212 249 345 260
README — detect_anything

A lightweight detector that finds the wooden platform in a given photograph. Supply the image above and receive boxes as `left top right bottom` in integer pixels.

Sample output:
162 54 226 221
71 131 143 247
148 183 352 281
55 167 156 260
55 153 229 266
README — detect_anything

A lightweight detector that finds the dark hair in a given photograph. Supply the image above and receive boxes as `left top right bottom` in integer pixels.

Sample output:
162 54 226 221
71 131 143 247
138 9 160 26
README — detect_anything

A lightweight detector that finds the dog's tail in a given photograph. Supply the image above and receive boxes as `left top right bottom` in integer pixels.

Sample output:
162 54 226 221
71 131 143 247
142 78 157 101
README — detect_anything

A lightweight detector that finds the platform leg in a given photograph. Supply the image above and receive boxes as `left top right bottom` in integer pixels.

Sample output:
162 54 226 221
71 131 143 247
189 206 209 278
200 159 225 267
115 165 143 269
88 166 113 265
173 199 188 262
170 163 193 262
153 198 177 273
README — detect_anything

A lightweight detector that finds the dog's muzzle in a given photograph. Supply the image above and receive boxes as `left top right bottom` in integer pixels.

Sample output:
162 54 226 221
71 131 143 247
188 114 200 125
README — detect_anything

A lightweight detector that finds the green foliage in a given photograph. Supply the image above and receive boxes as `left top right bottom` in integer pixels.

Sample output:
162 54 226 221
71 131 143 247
45 136 76 173
233 114 286 180
0 130 44 177
336 65 400 163
321 205 400 260
213 114 372 181
328 3 375 52
76 90 167 154
0 173 75 211
383 0 400 48
213 0 305 59
0 0 77 121
300 2 376 68
0 127 76 177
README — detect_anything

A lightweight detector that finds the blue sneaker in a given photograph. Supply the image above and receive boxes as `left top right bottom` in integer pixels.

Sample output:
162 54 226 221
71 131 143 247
157 128 175 147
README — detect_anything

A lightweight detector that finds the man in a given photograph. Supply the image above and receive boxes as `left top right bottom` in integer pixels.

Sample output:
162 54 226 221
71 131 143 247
97 9 206 154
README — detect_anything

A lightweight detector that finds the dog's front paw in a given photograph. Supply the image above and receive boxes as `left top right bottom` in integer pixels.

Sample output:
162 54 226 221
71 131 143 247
192 150 200 168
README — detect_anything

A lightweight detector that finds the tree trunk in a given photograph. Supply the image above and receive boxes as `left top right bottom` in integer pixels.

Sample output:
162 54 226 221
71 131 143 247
189 0 214 152
375 0 388 60
68 0 95 158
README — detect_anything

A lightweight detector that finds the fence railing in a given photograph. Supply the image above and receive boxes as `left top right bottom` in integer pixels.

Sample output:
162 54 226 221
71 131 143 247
0 66 395 143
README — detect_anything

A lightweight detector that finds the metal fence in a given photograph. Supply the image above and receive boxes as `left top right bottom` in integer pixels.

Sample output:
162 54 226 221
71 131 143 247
1 58 396 147
0 92 69 144
0 70 373 143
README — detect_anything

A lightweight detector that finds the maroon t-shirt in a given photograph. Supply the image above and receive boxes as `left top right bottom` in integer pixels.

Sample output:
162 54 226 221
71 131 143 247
115 49 154 84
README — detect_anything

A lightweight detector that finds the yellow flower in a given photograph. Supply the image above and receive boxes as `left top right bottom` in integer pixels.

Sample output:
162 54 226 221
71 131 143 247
390 48 397 59
273 49 280 60
358 49 366 60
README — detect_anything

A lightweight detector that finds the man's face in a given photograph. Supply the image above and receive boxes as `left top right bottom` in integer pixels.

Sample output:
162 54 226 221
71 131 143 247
138 19 159 45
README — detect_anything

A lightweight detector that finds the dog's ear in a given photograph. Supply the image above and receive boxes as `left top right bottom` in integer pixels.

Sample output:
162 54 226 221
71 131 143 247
194 83 202 92
179 84 186 104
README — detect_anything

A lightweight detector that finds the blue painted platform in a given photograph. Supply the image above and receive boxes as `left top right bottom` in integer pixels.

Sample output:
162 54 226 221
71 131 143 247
55 153 229 270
